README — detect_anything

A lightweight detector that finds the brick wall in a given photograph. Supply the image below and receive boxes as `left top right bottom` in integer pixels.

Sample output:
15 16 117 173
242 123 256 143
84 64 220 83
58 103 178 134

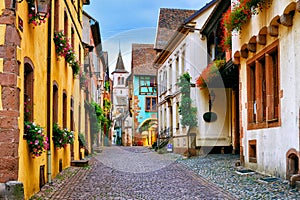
0 3 21 183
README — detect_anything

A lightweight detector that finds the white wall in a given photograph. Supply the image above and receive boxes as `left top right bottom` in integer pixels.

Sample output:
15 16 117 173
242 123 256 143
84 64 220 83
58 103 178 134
233 1 300 178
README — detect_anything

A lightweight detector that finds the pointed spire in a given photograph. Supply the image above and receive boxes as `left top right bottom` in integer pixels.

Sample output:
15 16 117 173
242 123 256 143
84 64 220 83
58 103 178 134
112 48 128 74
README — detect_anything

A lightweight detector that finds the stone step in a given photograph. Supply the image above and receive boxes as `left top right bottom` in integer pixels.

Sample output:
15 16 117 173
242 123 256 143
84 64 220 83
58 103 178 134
71 159 89 167
94 147 102 153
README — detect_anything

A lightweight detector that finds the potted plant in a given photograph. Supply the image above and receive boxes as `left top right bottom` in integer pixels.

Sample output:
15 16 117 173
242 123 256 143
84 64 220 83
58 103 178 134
24 121 49 158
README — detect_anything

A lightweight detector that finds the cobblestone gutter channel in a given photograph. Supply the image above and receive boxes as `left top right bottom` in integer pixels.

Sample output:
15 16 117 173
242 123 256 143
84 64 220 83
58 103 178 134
178 154 300 199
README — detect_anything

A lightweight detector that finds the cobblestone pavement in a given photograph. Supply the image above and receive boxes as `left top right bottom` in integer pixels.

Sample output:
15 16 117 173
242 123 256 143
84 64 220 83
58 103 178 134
32 146 234 200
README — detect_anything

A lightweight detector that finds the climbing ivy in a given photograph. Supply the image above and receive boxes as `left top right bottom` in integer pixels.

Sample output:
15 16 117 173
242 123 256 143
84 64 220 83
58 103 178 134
178 73 198 128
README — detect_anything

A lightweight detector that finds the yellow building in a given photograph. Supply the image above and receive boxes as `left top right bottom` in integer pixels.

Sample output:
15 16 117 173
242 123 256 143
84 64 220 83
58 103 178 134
0 0 91 199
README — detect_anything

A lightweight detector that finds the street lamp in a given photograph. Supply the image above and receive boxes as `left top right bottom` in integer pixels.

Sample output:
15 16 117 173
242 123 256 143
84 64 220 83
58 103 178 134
18 0 50 20
35 0 51 20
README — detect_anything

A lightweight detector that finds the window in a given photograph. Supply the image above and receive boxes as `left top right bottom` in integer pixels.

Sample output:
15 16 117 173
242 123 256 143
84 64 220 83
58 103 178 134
176 102 179 129
139 76 157 95
118 77 121 85
181 51 185 75
70 97 74 131
63 92 67 128
175 57 179 80
247 40 280 129
145 97 157 112
71 27 75 50
24 63 34 122
248 140 257 163
53 83 58 124
168 64 172 89
64 11 68 37
54 0 59 32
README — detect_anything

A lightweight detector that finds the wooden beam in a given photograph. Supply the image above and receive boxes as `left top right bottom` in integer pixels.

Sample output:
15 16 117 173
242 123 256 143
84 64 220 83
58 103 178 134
248 43 256 53
268 25 278 37
257 34 266 45
280 13 293 27
297 0 300 12
241 49 248 59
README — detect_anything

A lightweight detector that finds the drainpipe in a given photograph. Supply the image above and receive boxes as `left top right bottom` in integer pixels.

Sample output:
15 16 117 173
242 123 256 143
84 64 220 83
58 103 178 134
46 0 53 183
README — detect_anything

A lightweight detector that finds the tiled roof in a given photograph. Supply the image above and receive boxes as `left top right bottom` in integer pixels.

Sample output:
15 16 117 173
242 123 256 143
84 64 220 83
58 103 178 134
154 8 196 50
131 44 157 76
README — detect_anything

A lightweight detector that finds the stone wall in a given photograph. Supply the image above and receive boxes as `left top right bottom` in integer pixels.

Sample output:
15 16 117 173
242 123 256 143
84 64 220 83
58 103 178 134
0 1 21 183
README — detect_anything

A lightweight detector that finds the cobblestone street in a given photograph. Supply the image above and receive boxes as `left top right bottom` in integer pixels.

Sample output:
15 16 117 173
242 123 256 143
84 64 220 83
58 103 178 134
32 146 233 200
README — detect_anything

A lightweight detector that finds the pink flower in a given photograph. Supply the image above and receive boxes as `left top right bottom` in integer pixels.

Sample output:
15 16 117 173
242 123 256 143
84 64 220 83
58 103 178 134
30 141 33 145
34 140 39 145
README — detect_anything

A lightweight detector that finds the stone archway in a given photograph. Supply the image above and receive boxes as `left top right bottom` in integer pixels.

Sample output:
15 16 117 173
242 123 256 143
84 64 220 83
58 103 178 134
286 148 300 179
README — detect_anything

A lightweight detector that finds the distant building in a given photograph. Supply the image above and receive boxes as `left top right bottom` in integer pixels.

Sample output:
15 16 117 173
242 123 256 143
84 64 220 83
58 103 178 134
130 44 157 146
111 51 129 145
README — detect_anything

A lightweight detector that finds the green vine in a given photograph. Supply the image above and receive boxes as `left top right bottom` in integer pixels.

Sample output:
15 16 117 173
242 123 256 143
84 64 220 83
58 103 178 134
178 73 197 128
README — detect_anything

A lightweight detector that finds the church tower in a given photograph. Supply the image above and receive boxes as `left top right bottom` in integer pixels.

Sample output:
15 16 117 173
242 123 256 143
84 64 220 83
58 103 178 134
111 50 129 97
111 50 129 145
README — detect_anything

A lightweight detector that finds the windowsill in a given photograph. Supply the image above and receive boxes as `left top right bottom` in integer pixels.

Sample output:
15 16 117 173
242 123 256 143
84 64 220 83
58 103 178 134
249 157 257 163
247 120 280 130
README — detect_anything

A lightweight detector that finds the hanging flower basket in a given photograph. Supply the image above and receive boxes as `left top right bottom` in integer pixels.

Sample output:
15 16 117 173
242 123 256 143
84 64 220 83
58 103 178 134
24 121 49 158
220 0 272 50
196 59 225 89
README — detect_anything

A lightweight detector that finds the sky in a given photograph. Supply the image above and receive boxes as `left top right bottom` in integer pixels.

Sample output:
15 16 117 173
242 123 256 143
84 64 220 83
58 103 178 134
83 0 212 74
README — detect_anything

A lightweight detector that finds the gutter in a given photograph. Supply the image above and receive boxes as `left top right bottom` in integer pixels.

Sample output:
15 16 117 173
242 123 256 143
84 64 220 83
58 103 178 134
46 0 53 183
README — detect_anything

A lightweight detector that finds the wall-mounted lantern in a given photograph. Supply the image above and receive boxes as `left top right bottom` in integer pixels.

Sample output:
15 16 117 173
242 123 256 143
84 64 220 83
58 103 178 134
203 90 217 122
35 0 51 19
18 0 50 20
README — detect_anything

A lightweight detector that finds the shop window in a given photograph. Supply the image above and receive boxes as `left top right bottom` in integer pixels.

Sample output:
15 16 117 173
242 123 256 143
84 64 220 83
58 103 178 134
249 140 257 163
247 40 280 129
146 97 157 112
24 63 34 122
